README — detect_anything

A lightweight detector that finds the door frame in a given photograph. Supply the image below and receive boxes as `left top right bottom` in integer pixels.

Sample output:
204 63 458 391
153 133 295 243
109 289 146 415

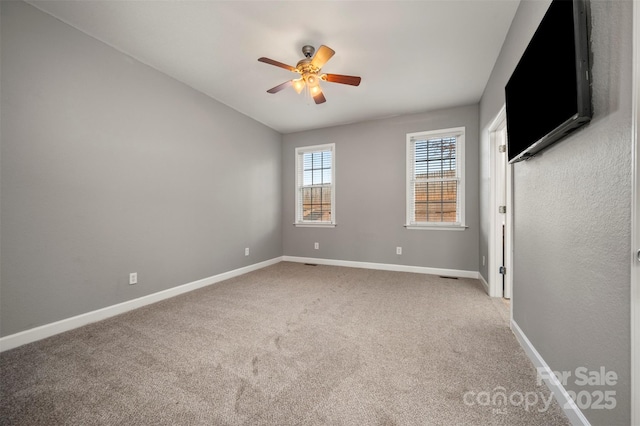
488 106 513 300
631 0 639 423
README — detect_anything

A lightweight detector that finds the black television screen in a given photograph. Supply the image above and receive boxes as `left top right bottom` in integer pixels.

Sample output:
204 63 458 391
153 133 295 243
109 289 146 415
505 0 592 163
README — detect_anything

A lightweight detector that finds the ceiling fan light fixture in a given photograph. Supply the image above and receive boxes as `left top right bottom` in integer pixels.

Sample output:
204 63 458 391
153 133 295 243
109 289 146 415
305 73 319 87
293 78 305 94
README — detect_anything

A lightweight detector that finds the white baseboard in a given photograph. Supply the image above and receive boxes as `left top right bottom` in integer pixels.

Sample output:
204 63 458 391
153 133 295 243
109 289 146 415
282 255 479 279
511 319 590 426
478 273 490 294
0 257 282 352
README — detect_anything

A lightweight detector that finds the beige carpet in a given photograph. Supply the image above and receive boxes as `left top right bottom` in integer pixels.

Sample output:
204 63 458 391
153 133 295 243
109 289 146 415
0 262 570 425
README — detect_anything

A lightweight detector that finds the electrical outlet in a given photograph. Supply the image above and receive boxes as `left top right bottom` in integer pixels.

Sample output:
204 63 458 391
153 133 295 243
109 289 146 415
314 242 319 250
245 248 250 256
396 247 402 255
482 256 486 266
129 272 137 285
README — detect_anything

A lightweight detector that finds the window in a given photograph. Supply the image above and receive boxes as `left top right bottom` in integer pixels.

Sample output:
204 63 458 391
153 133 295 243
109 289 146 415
295 143 335 227
406 127 465 230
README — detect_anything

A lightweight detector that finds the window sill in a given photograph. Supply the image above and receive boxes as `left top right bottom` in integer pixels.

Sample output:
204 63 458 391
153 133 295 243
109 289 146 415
294 223 336 228
405 224 468 231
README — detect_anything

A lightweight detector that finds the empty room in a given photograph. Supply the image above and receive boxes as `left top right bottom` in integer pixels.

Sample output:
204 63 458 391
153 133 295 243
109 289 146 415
1 1 637 425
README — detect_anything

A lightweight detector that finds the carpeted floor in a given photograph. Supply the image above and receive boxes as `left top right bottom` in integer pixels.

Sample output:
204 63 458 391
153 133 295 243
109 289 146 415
0 262 570 425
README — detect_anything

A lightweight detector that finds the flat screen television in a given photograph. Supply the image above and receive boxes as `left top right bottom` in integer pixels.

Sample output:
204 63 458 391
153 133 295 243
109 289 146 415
505 0 592 163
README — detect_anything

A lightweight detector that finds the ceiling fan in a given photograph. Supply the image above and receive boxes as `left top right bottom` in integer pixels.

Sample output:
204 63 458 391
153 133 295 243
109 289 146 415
258 45 361 104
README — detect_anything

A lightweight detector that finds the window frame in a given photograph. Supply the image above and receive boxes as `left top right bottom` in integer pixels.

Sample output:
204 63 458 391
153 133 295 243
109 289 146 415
405 127 466 231
294 143 336 228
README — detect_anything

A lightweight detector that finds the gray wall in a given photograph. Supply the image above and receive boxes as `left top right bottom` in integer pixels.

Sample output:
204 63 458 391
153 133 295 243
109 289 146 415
479 1 632 424
282 106 480 273
0 1 282 336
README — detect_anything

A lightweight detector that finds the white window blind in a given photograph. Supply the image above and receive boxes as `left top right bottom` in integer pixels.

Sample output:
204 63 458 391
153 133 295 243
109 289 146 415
295 144 335 226
406 128 465 229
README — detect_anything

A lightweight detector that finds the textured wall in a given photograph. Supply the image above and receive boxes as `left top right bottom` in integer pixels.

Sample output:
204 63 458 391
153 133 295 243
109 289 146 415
0 1 282 336
479 1 632 424
282 106 480 273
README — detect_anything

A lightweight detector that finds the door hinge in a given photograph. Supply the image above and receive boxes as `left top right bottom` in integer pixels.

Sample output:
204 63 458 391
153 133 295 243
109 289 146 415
499 266 507 275
498 144 507 153
499 205 507 214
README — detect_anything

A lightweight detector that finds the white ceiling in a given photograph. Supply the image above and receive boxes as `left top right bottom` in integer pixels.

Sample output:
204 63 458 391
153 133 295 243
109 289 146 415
28 0 520 134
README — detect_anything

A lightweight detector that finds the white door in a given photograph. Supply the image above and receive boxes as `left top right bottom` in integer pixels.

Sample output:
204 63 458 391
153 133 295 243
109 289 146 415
489 107 513 299
631 1 639 423
502 130 514 300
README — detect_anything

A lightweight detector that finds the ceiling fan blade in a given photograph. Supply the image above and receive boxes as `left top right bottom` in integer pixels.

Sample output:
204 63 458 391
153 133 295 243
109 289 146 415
258 57 297 73
310 45 335 69
323 74 361 86
267 80 293 94
313 88 327 104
